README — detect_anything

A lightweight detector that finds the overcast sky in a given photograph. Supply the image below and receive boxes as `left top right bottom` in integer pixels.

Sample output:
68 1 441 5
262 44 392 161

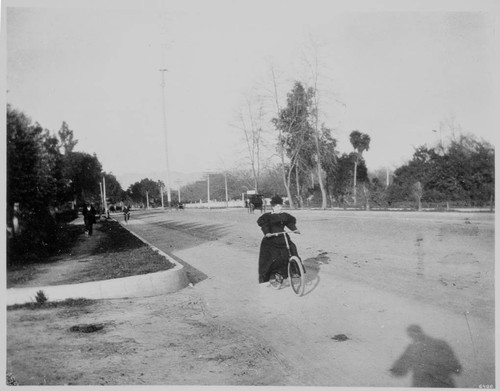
3 0 498 188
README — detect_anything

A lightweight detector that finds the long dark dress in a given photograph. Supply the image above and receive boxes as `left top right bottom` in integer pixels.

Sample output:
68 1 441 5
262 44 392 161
82 206 97 235
257 212 299 283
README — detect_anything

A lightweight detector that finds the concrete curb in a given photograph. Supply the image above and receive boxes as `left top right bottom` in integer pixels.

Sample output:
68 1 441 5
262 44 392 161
6 219 189 306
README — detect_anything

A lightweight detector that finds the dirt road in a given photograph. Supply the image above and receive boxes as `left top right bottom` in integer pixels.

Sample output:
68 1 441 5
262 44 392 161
122 208 495 387
7 208 495 387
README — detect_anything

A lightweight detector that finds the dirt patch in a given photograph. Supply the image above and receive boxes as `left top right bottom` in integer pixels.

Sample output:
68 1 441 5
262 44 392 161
7 289 288 386
331 334 350 342
69 323 106 333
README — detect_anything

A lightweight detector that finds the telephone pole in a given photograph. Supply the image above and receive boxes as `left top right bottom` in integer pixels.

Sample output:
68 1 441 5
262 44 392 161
160 68 172 208
203 171 215 209
175 180 182 203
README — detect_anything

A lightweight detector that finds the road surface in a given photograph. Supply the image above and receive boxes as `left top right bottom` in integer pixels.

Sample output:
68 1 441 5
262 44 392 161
119 207 495 388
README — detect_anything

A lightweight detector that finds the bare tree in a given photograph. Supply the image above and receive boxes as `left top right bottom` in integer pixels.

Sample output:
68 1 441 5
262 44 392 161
303 36 328 209
233 95 267 193
270 65 296 208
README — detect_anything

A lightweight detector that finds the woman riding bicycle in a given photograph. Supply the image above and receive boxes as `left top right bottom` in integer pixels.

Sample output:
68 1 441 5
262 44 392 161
257 195 301 284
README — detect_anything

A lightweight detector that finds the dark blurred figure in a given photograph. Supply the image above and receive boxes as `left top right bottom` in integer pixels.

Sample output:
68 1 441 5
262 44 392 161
390 324 462 388
82 203 97 236
123 205 131 223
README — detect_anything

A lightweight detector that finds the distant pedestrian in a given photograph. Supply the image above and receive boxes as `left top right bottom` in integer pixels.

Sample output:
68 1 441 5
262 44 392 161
82 203 97 236
123 205 131 223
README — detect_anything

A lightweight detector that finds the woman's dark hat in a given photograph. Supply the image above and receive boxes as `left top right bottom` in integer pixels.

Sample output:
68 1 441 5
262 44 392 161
270 195 283 206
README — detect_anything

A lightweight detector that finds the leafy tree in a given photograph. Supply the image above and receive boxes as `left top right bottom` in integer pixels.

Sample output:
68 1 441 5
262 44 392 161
325 152 367 207
259 165 288 198
58 121 78 154
61 152 103 205
273 82 315 208
364 176 389 208
7 106 63 260
6 107 67 214
388 135 494 208
437 135 494 204
387 146 434 206
127 178 162 207
102 172 125 206
179 179 208 203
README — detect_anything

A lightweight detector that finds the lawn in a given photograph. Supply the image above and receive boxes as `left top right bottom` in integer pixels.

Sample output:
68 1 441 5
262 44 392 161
7 218 175 287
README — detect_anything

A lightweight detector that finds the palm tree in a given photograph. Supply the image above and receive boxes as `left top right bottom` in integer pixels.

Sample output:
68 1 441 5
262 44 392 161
349 130 371 206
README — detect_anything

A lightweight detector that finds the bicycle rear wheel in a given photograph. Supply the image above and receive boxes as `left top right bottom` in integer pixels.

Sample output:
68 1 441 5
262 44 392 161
288 256 305 296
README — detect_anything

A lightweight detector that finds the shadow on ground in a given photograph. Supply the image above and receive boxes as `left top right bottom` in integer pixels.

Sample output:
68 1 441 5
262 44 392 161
302 252 331 296
390 324 462 387
155 220 231 243
92 220 147 255
8 222 83 266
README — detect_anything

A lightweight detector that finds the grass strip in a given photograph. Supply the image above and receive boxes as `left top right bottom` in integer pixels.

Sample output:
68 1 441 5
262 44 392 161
7 298 95 311
7 219 176 287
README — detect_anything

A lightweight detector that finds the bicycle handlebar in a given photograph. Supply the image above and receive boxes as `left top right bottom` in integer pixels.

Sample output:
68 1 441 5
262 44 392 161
268 231 300 237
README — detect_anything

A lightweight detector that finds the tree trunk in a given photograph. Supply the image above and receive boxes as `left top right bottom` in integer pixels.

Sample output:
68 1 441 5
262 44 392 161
413 181 423 211
313 130 327 209
283 170 293 209
353 160 358 206
363 184 370 210
280 152 294 209
295 167 302 208
316 161 327 209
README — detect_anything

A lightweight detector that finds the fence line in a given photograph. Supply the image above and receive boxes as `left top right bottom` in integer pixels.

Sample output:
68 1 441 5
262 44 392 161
184 200 244 209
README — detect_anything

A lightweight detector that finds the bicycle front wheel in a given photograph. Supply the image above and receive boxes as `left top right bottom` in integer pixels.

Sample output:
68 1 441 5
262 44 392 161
288 256 305 296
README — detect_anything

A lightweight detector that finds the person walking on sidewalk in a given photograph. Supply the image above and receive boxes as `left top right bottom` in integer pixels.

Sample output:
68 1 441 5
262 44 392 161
82 202 97 236
123 205 131 223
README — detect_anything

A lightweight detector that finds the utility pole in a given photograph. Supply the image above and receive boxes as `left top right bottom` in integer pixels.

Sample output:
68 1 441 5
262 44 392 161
103 176 108 218
175 180 182 204
207 174 210 206
99 182 104 215
160 68 172 209
203 171 214 209
224 172 229 208
159 181 164 209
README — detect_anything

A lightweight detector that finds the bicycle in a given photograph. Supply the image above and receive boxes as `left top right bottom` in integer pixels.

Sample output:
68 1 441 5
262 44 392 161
268 231 306 296
123 207 131 224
